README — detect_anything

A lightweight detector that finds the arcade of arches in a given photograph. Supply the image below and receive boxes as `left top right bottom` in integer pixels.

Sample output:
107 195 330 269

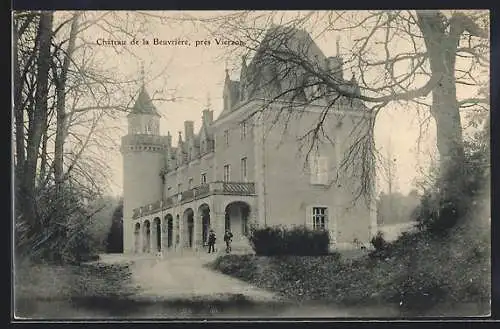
132 201 253 253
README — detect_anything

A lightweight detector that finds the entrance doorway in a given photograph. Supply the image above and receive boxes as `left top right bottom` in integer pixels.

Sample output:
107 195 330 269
198 204 210 246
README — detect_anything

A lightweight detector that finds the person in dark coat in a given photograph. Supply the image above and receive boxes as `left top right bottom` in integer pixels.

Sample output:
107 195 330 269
224 230 233 253
207 229 216 253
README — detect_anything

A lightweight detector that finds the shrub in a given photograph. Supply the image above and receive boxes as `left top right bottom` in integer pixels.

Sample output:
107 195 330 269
248 225 329 256
368 231 392 259
411 121 489 237
15 183 109 265
412 193 460 237
370 231 387 251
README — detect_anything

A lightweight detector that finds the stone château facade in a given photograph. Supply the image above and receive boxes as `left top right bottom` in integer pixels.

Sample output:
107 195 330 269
121 27 377 255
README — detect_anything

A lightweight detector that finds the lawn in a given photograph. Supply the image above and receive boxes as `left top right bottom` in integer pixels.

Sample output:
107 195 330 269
208 223 490 315
14 258 139 318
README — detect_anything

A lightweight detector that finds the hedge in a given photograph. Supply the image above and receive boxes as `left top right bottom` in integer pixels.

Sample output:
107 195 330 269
248 225 329 256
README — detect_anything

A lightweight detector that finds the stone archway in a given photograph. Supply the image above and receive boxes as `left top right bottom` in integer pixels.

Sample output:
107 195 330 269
224 201 251 238
165 214 174 249
198 203 211 247
143 220 151 253
153 217 161 252
134 222 141 253
183 208 194 248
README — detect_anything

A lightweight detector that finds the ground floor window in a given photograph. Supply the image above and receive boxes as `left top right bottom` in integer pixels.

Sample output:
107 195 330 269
312 207 328 230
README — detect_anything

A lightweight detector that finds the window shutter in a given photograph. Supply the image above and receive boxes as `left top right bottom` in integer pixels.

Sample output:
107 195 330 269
306 206 313 229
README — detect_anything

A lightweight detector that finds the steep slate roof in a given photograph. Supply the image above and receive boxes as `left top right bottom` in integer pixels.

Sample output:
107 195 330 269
128 85 160 117
244 26 328 99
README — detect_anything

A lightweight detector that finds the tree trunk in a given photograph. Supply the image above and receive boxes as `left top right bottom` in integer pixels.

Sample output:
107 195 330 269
38 114 50 187
54 13 80 190
13 18 26 214
13 14 36 186
417 11 466 222
21 11 53 226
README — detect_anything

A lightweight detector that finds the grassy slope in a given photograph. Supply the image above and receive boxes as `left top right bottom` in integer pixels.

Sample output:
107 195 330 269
14 260 138 301
209 217 490 312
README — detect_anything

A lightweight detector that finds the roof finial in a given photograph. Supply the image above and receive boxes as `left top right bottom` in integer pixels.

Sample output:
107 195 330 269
336 36 340 57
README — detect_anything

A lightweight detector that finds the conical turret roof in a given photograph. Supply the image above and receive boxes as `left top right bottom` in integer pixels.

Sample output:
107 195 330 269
128 85 160 117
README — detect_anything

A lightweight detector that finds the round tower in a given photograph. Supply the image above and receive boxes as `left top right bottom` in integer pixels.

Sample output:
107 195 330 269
121 85 168 254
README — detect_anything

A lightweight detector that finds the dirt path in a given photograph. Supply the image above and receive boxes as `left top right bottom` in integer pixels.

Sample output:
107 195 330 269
97 253 278 302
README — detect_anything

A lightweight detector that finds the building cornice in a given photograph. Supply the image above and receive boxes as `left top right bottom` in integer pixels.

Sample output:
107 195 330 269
211 97 374 127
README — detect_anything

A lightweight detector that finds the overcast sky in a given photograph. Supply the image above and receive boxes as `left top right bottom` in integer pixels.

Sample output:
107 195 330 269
70 10 487 197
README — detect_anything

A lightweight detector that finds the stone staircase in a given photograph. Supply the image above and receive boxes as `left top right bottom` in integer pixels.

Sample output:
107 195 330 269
225 237 254 255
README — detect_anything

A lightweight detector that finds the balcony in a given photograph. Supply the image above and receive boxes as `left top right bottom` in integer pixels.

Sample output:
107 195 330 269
132 181 255 219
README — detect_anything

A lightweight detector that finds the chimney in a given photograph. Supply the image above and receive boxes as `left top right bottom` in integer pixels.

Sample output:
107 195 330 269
178 131 183 145
326 56 344 81
184 121 194 141
202 110 213 125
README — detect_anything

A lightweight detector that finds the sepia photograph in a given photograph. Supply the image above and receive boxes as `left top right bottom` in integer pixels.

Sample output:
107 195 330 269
12 10 491 320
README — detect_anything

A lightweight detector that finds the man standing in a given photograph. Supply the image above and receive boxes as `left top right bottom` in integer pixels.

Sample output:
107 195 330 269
224 229 233 253
207 229 216 253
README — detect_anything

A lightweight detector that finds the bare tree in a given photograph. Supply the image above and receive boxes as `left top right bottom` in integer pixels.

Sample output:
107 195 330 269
13 10 176 259
172 10 489 218
15 11 53 229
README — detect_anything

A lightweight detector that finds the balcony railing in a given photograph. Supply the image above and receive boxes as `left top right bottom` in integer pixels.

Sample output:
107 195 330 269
132 181 255 219
221 182 255 195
